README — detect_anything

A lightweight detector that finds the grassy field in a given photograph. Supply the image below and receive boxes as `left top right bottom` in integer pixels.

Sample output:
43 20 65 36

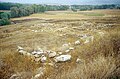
11 9 120 20
0 10 120 79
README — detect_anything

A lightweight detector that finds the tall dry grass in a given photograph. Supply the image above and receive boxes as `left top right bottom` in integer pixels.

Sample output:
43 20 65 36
51 27 120 79
0 27 120 79
0 49 41 79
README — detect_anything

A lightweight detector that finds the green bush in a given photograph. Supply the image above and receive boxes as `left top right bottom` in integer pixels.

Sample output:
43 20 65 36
0 19 11 26
0 12 11 19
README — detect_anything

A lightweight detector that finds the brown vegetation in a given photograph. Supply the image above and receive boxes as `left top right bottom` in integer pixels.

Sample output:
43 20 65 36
0 10 120 79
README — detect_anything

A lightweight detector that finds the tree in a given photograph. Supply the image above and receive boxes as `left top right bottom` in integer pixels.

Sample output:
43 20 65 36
38 5 46 12
0 18 11 26
0 12 11 26
0 12 11 19
0 12 8 19
10 7 19 18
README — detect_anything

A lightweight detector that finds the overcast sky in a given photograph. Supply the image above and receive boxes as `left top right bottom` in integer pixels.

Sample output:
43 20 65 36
0 0 120 5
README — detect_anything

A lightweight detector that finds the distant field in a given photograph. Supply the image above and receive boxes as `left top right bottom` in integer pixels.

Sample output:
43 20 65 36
0 10 10 12
11 9 120 21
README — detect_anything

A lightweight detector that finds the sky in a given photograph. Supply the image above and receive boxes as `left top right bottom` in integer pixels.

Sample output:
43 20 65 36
0 0 120 5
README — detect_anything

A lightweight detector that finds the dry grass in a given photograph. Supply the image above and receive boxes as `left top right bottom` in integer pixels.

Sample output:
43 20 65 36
11 9 120 21
0 10 120 79
58 56 117 79
50 27 120 79
0 49 41 79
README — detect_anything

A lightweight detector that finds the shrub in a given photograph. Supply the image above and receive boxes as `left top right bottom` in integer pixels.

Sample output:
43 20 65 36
0 19 11 26
0 12 11 19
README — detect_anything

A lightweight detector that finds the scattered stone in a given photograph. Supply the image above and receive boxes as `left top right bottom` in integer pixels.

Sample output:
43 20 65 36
75 40 80 45
65 49 70 53
31 51 37 55
33 54 40 58
41 55 47 63
17 46 24 51
34 30 38 33
31 30 38 32
76 58 82 63
17 46 35 56
69 47 74 50
48 51 56 58
54 55 71 62
68 42 71 45
18 50 28 55
26 52 32 57
31 50 44 55
58 52 62 55
62 44 69 47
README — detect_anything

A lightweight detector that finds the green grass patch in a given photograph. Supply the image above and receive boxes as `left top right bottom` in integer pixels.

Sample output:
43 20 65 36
80 12 105 16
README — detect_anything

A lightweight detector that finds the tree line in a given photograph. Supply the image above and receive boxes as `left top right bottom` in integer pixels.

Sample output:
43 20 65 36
0 3 47 25
10 4 46 18
71 4 120 11
0 2 120 26
0 3 69 25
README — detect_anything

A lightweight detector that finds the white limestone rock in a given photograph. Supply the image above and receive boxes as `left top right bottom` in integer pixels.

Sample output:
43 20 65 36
26 52 33 57
75 40 80 45
76 58 84 64
48 51 56 58
31 50 44 55
54 55 71 62
69 47 74 50
17 46 24 50
62 44 69 47
41 55 47 63
76 58 82 63
18 50 27 55
33 54 40 58
65 49 70 53
58 52 62 55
